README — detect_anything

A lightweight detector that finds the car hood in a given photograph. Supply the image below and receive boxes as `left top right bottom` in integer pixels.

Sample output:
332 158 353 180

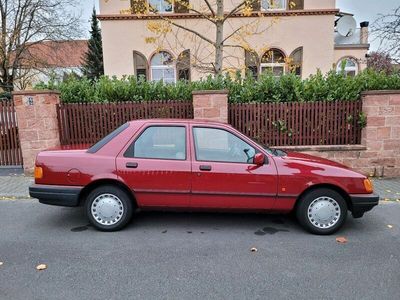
281 151 350 169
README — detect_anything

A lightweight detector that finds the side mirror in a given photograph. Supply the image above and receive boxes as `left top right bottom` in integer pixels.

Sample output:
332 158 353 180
253 153 265 166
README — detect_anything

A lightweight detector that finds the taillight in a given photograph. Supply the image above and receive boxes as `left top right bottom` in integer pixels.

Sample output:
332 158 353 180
363 178 373 193
34 166 43 179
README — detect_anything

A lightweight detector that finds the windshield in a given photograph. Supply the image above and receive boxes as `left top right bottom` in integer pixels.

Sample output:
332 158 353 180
247 136 287 157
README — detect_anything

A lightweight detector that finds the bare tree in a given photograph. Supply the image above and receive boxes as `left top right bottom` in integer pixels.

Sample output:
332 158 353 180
126 0 296 75
0 0 82 91
367 51 393 74
372 6 400 63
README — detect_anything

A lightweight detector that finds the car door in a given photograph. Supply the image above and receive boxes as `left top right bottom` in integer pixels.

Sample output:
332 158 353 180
116 123 191 208
190 125 278 209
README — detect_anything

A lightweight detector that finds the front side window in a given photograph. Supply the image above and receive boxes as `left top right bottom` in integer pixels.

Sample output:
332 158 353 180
193 127 256 164
129 126 186 160
261 49 286 76
150 51 176 83
336 57 358 77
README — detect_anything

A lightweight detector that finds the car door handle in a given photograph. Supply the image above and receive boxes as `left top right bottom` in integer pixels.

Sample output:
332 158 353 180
199 165 212 171
126 162 138 169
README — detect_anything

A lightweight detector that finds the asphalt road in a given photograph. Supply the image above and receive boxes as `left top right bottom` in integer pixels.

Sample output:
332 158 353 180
0 200 399 300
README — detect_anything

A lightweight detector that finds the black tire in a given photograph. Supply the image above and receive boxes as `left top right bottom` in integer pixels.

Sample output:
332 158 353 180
85 185 134 232
296 188 348 235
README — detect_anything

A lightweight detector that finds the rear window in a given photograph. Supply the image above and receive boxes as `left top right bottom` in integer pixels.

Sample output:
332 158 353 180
87 123 129 153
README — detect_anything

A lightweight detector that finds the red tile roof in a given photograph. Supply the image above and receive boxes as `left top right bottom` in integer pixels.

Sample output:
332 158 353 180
14 40 88 68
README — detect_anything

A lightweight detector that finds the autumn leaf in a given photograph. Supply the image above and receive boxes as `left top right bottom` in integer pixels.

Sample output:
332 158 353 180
36 264 47 271
336 237 348 244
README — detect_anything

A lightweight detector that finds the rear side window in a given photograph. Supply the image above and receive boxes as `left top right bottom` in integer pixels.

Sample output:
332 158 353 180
87 123 129 153
125 126 186 160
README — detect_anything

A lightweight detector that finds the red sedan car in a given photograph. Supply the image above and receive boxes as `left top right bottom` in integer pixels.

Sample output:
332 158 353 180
29 119 379 234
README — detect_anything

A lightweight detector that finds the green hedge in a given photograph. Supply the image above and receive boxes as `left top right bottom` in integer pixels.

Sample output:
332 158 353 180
35 69 400 103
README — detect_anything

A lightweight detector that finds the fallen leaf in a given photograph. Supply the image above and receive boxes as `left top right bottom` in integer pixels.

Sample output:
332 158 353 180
387 225 393 229
386 190 392 193
336 237 348 244
250 247 258 252
384 198 390 201
0 262 3 266
36 264 47 271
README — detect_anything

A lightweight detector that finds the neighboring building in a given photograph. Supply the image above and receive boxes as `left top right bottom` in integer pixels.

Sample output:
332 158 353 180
98 0 370 82
13 40 88 90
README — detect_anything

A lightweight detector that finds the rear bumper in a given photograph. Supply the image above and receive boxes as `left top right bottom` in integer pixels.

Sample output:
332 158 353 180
349 193 380 218
29 184 83 207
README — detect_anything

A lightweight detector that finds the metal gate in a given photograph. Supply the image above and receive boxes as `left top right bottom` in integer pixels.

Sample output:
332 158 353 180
0 100 23 166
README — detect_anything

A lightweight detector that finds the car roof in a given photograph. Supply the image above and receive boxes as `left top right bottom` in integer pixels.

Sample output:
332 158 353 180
127 119 230 127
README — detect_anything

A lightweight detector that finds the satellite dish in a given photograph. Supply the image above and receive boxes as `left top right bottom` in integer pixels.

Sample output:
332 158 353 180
336 16 357 37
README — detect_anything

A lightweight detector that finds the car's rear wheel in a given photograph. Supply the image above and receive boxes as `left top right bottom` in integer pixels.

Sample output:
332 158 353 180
85 185 133 231
296 188 347 235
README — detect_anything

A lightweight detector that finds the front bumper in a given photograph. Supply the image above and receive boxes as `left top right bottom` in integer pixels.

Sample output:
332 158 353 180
349 193 380 218
29 184 83 207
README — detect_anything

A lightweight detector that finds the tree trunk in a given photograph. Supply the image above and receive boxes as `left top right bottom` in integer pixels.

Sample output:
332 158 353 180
214 0 224 75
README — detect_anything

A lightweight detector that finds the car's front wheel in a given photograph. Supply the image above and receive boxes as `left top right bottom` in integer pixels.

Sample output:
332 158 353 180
296 188 348 235
85 185 133 231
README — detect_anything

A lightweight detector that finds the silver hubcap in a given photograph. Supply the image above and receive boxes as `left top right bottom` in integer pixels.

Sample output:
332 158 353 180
307 196 341 229
91 194 124 226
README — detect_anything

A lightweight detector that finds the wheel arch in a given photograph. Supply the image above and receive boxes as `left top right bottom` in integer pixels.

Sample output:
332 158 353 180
78 179 137 207
294 183 352 212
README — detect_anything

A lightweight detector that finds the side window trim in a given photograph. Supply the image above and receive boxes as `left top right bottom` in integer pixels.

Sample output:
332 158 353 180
124 125 187 161
192 126 259 165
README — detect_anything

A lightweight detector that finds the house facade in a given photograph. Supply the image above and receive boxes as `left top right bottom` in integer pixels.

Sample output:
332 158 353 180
98 0 369 82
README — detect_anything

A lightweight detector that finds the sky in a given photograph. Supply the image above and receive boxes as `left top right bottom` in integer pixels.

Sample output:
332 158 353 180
79 0 400 52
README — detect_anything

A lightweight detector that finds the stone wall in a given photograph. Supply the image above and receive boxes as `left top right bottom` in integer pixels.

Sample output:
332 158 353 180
192 90 228 123
12 90 61 174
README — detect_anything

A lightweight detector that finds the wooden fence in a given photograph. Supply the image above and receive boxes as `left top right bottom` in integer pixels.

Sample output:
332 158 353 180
57 99 362 147
0 100 23 166
228 100 363 146
56 101 193 145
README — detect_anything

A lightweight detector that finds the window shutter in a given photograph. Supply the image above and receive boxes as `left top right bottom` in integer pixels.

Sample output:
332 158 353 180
250 0 261 11
174 0 189 13
288 0 304 10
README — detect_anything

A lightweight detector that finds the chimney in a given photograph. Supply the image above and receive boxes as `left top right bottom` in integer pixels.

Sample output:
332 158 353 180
360 21 369 44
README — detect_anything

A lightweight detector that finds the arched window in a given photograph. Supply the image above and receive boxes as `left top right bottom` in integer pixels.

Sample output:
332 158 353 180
177 49 191 81
336 57 358 76
261 48 286 76
245 50 259 79
133 51 148 80
150 51 176 83
289 47 303 76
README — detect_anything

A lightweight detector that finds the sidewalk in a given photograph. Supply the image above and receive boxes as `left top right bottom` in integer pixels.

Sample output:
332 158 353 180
0 173 398 200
